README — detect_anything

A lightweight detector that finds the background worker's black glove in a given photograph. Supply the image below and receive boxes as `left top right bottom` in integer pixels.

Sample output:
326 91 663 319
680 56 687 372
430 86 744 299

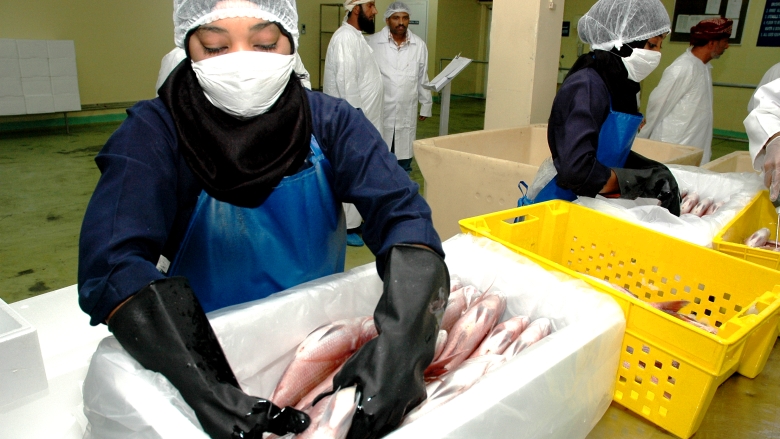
108 277 310 439
612 151 681 216
331 244 449 439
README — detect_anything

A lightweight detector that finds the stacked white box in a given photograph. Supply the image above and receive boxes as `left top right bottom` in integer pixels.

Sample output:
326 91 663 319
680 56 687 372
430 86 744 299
47 40 80 112
0 298 48 408
0 39 25 116
0 39 80 116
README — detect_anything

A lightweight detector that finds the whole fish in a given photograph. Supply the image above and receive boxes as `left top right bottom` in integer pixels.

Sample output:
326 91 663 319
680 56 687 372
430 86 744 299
270 316 376 408
461 285 485 308
469 315 530 358
745 228 771 248
402 355 506 426
705 200 725 216
649 300 690 313
680 192 700 215
450 276 464 292
425 291 506 377
690 197 714 217
441 287 468 332
297 386 359 439
295 365 342 411
433 329 448 361
504 317 552 358
664 311 719 335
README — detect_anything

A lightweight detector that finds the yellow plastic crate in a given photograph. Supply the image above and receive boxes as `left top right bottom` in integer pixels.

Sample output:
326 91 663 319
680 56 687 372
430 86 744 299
713 191 780 270
458 201 780 439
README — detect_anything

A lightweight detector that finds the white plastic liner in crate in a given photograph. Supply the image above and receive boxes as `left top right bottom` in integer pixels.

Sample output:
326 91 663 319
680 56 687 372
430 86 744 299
81 234 625 439
574 164 765 247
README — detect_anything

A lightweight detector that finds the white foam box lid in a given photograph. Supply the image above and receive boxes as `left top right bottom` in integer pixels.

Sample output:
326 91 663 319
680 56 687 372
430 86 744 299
81 234 625 439
0 298 48 408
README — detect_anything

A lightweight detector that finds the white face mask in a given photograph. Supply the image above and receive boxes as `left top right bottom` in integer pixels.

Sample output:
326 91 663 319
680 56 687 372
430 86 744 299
620 48 662 83
192 51 296 118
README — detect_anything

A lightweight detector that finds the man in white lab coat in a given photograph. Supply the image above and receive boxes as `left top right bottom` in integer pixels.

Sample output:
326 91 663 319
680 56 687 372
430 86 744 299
638 18 733 164
323 0 384 247
745 78 780 202
367 1 432 173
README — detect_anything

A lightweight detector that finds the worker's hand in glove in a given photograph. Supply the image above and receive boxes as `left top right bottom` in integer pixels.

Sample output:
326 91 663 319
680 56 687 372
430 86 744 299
108 277 310 439
326 245 449 439
612 151 681 216
763 135 780 202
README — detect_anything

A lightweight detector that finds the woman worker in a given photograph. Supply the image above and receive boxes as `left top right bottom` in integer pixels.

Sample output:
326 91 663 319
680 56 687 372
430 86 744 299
77 1 449 438
527 0 681 215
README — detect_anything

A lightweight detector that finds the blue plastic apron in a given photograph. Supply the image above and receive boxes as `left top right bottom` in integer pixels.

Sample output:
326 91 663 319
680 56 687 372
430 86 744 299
520 106 643 205
168 135 346 313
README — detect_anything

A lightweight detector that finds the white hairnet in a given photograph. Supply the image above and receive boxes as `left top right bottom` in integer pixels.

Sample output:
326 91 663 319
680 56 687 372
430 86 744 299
578 0 671 51
173 0 299 49
384 1 411 20
343 0 373 12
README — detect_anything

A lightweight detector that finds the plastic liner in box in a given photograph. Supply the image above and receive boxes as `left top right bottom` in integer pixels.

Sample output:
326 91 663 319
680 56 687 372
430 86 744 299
81 234 625 439
574 165 765 247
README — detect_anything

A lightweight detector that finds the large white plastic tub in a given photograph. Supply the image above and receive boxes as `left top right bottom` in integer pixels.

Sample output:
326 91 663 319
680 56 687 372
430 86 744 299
81 235 625 439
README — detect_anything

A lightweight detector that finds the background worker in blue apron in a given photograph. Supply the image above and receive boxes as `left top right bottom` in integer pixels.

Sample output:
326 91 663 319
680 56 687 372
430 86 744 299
77 1 449 438
524 0 681 216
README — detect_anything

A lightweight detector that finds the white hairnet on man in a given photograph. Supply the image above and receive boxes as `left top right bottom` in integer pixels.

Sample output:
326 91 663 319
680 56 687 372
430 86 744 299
384 1 411 20
578 0 671 50
343 0 373 12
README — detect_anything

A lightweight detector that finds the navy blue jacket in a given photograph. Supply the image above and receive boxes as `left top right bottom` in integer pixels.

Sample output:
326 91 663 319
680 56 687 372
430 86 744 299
78 90 443 326
547 68 613 197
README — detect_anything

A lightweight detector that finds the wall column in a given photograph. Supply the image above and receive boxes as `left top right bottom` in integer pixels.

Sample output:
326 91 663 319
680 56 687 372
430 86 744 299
484 0 564 129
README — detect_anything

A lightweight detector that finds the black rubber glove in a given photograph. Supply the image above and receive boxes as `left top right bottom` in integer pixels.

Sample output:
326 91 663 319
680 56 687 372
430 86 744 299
612 151 681 216
331 244 449 439
108 277 310 439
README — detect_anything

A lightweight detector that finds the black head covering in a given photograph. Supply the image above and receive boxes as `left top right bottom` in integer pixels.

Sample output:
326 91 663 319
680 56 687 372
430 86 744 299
158 59 312 208
565 48 641 115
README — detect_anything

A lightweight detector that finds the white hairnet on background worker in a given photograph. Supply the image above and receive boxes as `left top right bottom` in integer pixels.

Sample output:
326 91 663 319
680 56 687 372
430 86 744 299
577 0 671 50
384 1 411 20
343 0 373 12
745 78 780 201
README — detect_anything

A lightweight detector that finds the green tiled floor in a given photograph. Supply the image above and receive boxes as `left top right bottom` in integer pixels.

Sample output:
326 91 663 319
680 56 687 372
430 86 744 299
0 98 751 303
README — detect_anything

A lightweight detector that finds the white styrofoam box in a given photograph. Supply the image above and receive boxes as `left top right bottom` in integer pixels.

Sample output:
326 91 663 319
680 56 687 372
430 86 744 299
19 58 50 78
51 76 79 95
47 40 76 59
24 94 55 114
0 39 18 58
48 57 77 78
16 39 48 59
0 58 21 78
0 96 26 115
81 234 625 439
21 77 52 96
54 94 81 112
0 78 23 97
0 299 48 409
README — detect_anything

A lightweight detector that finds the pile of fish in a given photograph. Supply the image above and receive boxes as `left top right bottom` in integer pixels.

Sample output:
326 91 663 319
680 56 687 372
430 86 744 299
268 278 552 438
586 275 719 335
679 190 725 217
744 227 780 251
